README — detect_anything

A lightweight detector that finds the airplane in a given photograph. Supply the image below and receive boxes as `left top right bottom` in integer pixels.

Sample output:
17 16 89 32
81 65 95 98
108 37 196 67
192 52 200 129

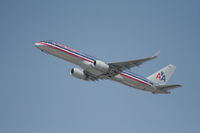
35 40 181 94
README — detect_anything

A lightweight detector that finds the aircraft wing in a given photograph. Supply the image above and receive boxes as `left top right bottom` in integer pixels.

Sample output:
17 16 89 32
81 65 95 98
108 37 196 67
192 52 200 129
109 51 160 72
82 51 160 80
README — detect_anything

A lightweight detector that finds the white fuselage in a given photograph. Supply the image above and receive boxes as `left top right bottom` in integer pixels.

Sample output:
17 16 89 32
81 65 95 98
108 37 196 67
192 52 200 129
35 41 157 93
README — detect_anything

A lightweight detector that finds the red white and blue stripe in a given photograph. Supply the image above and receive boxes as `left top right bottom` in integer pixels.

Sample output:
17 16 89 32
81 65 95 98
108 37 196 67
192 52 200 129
37 41 96 63
120 72 153 86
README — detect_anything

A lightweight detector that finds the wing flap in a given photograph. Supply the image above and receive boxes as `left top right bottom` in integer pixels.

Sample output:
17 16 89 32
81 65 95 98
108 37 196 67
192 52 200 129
84 70 110 81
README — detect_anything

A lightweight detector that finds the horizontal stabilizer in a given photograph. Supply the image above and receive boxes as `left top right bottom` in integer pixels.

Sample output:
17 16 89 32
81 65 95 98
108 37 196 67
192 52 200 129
155 84 182 91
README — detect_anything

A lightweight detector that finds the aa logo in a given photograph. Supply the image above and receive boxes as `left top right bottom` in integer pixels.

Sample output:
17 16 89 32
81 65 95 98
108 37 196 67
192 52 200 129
156 71 166 82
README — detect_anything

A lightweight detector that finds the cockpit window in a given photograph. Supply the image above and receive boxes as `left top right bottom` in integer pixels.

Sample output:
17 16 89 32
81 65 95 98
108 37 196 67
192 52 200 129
40 40 57 45
40 40 79 53
40 40 50 43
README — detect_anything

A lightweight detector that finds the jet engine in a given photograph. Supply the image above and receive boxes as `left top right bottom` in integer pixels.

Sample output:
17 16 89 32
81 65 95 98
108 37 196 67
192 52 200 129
70 68 87 80
93 60 109 73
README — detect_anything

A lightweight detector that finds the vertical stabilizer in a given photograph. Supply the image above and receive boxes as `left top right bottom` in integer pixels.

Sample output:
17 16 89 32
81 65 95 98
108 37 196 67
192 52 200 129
147 64 176 85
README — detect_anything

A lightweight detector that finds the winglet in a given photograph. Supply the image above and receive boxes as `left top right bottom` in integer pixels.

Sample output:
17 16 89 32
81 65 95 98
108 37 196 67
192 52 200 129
152 50 160 58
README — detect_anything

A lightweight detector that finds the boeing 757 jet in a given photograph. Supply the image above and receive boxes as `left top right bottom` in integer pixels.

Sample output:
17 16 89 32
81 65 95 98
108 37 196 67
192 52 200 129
35 41 181 94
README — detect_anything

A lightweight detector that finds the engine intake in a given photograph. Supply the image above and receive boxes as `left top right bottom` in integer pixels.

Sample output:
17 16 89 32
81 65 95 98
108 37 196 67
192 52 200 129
70 68 87 80
93 60 109 73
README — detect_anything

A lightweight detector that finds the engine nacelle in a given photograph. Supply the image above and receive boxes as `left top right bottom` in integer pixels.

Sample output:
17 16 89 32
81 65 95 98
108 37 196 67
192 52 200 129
93 60 109 73
70 68 87 80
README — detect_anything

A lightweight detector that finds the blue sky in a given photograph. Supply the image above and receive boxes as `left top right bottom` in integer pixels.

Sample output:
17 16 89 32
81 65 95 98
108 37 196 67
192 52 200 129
1 0 200 133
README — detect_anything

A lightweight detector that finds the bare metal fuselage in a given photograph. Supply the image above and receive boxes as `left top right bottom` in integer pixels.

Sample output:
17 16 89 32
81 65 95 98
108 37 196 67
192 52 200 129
35 42 157 93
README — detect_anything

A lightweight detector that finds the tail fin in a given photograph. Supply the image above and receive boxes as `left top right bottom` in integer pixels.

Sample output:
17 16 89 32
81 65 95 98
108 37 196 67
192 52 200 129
147 64 176 85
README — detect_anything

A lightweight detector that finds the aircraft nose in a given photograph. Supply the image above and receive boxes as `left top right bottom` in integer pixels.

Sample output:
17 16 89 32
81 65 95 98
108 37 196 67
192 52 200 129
35 42 44 51
35 42 42 47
